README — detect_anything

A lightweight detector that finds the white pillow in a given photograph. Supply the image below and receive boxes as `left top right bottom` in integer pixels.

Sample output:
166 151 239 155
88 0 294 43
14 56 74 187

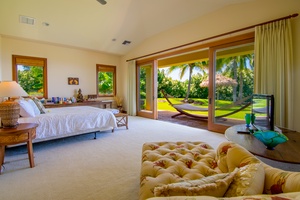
27 99 40 116
18 99 36 117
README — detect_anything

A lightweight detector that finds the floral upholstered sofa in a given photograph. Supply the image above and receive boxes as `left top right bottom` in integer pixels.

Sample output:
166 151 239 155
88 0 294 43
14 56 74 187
139 141 300 200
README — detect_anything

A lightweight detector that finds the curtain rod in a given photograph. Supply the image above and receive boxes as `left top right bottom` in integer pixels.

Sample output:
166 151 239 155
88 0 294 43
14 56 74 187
126 13 298 62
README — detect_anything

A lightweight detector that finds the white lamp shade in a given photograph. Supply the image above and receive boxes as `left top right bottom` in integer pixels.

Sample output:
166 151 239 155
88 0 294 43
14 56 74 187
0 81 28 98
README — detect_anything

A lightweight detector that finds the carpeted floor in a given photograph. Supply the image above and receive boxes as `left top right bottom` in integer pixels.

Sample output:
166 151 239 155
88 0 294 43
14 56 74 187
0 116 299 200
0 116 225 200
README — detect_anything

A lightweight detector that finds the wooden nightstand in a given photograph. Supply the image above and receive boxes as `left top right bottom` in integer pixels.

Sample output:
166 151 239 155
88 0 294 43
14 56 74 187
0 123 38 174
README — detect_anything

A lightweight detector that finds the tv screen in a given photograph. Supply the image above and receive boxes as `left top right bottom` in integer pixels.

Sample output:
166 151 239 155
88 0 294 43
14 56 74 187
251 94 274 131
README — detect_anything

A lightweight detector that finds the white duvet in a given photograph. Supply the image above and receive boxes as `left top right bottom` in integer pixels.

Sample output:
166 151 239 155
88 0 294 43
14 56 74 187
18 106 117 141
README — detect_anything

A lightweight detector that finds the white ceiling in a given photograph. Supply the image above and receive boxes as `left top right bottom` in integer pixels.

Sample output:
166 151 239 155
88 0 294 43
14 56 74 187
0 0 255 55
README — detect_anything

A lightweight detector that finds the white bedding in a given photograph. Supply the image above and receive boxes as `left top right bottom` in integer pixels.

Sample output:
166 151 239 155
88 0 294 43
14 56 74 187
18 106 117 142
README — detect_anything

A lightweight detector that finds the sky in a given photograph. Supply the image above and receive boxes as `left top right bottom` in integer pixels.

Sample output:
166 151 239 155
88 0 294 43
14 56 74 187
160 67 189 81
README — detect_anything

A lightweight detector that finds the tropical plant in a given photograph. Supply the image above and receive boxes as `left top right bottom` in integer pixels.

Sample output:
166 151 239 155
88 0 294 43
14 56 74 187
98 71 113 94
17 66 44 96
217 54 254 101
167 61 208 101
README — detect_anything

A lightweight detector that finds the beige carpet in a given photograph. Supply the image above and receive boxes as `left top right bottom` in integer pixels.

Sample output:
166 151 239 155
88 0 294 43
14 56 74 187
0 116 299 200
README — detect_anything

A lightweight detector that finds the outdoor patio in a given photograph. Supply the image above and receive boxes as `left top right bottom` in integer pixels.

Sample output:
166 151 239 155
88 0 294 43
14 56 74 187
158 110 208 130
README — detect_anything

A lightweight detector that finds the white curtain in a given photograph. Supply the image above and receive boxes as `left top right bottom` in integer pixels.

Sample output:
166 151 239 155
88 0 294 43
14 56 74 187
254 18 293 129
127 60 137 116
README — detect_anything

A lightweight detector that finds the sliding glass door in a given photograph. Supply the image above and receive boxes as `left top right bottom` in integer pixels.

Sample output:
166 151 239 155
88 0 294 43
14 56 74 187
208 40 254 132
136 60 158 119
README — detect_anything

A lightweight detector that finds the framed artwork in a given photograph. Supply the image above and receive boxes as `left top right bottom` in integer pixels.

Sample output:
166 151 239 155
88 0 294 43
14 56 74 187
68 77 79 85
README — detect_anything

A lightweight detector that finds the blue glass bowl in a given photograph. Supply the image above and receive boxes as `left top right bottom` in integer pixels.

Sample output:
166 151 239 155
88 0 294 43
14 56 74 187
253 130 288 150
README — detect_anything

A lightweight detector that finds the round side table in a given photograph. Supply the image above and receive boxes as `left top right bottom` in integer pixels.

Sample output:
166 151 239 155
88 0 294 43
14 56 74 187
225 124 300 164
0 123 38 174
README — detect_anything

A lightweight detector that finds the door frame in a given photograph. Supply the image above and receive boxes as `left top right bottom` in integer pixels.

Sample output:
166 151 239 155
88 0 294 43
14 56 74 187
208 37 255 133
136 60 158 119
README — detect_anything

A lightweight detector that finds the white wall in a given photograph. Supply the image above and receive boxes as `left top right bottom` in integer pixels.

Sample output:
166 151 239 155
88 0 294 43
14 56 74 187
121 0 300 131
1 0 299 131
0 36 121 100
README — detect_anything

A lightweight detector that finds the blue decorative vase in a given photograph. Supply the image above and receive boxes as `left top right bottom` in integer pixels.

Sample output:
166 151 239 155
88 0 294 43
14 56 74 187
253 130 288 150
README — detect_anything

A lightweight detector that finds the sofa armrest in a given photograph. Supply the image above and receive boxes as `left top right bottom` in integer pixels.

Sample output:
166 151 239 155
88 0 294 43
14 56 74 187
263 164 300 194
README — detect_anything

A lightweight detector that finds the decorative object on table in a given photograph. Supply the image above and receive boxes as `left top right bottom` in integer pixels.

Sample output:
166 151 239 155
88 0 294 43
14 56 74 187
68 77 79 85
114 96 123 112
253 130 288 150
0 81 28 128
76 89 84 102
71 97 77 103
87 94 97 101
245 113 251 127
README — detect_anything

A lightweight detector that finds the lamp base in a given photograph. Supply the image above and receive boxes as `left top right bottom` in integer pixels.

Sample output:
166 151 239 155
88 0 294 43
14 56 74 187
0 100 20 128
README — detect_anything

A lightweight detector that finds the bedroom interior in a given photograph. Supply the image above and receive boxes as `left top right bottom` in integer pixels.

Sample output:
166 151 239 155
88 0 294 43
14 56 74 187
1 0 300 199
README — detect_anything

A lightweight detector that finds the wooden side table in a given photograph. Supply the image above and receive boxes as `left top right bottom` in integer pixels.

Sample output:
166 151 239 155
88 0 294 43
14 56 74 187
225 124 300 164
0 123 38 174
114 113 128 129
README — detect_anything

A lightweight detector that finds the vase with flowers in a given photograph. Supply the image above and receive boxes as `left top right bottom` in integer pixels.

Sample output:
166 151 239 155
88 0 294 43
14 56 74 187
114 96 123 113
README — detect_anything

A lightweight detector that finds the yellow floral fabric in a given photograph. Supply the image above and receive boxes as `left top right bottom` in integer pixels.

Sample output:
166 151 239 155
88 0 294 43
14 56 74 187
139 141 300 200
154 169 238 197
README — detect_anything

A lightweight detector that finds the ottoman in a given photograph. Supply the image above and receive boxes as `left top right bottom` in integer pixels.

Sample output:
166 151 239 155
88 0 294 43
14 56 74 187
139 141 221 200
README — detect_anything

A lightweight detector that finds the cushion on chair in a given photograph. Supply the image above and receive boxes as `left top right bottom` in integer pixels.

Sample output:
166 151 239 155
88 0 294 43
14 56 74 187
154 168 238 197
224 163 265 197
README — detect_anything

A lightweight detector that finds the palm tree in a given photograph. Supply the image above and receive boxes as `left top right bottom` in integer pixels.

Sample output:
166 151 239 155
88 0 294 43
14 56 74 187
217 54 253 102
167 61 208 102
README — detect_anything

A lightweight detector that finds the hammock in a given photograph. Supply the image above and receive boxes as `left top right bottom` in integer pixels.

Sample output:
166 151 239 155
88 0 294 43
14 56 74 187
161 90 252 120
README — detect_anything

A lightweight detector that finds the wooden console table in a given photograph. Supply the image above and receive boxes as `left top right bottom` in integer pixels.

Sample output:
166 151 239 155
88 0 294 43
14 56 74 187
44 101 112 109
225 124 300 164
0 123 38 174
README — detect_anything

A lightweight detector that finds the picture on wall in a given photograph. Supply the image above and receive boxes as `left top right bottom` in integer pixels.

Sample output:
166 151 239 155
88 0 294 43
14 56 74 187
68 77 79 85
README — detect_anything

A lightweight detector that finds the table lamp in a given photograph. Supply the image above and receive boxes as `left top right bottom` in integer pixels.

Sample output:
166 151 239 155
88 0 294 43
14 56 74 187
0 81 28 128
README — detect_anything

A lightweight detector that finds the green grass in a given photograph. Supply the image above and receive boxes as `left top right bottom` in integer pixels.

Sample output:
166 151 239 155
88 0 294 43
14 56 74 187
157 98 252 120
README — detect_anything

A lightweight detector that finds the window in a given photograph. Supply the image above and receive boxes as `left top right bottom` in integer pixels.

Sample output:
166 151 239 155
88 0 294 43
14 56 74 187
96 64 116 97
12 55 48 98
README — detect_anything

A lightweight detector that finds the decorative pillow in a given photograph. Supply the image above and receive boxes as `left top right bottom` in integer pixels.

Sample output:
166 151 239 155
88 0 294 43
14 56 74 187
18 99 36 117
27 99 41 116
154 168 238 197
32 97 46 114
224 163 265 197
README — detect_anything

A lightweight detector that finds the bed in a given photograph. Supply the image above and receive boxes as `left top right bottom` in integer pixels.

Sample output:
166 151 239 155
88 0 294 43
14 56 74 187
18 106 118 143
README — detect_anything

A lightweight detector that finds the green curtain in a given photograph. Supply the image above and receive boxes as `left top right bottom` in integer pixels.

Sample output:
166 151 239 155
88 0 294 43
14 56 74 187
127 60 137 116
254 19 293 129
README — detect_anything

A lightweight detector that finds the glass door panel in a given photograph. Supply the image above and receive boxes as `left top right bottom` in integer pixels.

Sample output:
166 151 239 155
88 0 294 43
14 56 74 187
208 42 254 132
137 61 157 119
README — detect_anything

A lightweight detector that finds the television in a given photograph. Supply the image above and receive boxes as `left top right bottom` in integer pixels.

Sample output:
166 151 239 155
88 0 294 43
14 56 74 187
251 94 275 131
